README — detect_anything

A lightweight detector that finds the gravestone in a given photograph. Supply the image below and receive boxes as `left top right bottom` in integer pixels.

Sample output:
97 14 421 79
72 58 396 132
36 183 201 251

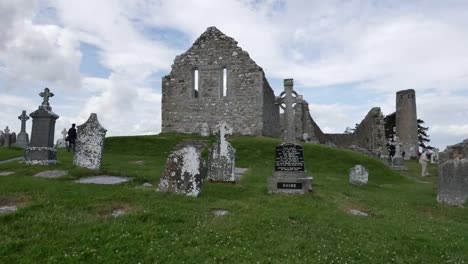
349 165 368 186
3 127 11 147
158 145 206 197
0 131 4 146
302 132 310 142
268 79 312 194
25 88 59 165
10 132 16 145
200 123 210 137
431 148 439 164
391 136 407 170
56 128 67 148
207 121 236 182
437 159 468 206
437 139 468 206
15 110 30 148
73 113 107 170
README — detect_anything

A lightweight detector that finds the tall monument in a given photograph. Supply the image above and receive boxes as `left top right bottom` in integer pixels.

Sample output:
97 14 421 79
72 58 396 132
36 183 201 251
268 79 312 194
25 88 60 164
396 89 418 160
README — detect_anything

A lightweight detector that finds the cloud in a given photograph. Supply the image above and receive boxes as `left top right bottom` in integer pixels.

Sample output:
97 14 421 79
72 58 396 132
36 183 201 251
0 0 467 150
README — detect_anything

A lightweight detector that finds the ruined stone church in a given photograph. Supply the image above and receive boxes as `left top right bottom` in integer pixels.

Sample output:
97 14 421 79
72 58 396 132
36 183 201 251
161 27 418 157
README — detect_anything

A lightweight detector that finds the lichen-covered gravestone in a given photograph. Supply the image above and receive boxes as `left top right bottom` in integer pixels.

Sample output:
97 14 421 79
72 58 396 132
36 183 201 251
349 165 368 186
207 121 236 182
158 145 206 197
73 113 107 170
437 139 468 206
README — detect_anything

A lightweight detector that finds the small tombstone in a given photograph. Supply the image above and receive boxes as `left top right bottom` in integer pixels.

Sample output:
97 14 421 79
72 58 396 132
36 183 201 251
302 132 310 142
56 128 68 148
207 121 236 182
10 132 16 145
15 110 30 148
158 146 205 197
437 159 468 206
200 123 210 137
431 148 439 164
73 113 107 170
349 165 368 186
3 127 11 147
0 131 4 146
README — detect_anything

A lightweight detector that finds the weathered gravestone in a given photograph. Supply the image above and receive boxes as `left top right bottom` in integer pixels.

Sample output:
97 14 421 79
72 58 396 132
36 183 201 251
349 165 368 186
15 110 30 148
158 143 206 197
200 123 210 137
0 131 4 146
268 79 312 194
391 136 407 170
73 113 107 170
437 139 468 206
25 88 59 165
3 127 11 147
56 128 67 148
10 132 16 145
207 121 236 182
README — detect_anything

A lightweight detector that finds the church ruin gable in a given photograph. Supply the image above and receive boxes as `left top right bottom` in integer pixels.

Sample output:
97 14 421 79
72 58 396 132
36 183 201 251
161 26 279 137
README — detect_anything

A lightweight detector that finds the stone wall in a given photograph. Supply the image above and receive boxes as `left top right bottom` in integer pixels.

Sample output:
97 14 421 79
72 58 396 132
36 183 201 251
161 27 279 137
396 89 419 159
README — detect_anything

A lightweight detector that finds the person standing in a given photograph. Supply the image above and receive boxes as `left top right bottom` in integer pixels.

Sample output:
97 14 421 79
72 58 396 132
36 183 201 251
419 150 430 177
67 124 77 152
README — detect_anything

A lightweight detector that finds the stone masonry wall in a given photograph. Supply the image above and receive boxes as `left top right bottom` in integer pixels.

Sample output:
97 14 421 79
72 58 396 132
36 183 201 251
161 27 279 136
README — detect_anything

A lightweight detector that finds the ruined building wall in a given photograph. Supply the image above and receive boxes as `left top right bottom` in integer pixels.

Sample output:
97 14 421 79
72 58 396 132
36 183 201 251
293 103 327 143
396 89 418 159
162 27 279 136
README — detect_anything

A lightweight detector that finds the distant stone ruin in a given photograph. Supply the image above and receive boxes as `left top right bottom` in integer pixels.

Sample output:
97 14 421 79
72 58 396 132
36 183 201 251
161 26 418 157
396 89 419 159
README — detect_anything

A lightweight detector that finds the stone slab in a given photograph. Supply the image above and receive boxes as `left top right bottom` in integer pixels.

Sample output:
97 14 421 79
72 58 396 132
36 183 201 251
349 209 368 217
0 205 17 214
0 171 15 176
34 170 68 178
234 167 248 180
212 209 230 216
75 176 132 185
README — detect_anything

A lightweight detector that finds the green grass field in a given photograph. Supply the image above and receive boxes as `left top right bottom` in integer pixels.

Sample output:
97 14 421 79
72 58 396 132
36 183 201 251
0 134 466 263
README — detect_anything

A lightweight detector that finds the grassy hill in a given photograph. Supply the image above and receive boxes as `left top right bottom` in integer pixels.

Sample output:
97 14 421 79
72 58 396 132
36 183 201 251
0 134 466 263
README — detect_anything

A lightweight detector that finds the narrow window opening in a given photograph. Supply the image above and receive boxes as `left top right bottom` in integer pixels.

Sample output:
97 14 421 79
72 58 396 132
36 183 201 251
193 69 199 98
222 67 227 97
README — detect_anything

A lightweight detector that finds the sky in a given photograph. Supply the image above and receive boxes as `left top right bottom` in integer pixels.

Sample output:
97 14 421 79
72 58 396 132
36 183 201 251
0 0 467 150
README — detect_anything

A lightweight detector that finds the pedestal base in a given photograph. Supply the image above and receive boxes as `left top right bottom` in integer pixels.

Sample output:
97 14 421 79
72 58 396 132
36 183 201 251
25 147 57 165
15 132 29 149
268 171 312 194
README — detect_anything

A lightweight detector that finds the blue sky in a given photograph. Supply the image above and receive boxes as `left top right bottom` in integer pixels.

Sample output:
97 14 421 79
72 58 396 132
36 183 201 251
1 0 468 149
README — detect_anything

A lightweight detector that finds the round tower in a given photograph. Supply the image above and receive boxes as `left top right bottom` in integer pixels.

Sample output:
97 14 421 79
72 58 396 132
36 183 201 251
395 89 418 160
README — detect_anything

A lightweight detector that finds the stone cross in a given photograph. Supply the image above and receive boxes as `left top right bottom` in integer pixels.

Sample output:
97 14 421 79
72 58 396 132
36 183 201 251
39 87 54 109
61 128 67 140
276 79 303 144
215 121 233 141
18 110 29 133
4 126 10 134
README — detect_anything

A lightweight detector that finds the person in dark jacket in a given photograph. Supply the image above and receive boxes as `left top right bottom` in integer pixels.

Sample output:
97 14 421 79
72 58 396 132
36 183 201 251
67 124 77 152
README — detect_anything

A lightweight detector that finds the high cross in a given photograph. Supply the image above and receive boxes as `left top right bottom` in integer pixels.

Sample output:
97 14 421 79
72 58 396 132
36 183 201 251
276 79 303 144
18 110 29 132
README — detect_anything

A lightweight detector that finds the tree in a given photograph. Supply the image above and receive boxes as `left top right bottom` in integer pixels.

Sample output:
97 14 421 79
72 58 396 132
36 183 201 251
417 119 433 150
384 112 396 140
343 123 359 134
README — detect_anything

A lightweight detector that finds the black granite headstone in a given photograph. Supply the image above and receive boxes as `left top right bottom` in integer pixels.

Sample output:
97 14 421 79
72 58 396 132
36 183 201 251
275 144 304 172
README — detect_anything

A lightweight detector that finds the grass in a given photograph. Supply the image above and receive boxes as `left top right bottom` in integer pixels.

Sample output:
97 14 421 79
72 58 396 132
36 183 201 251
0 146 23 161
0 134 467 263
